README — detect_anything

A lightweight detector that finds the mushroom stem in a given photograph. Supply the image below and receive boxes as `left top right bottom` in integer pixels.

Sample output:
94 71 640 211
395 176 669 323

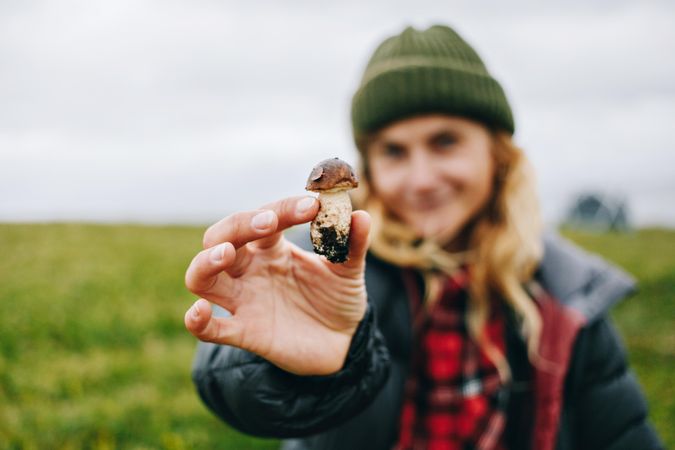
311 189 352 263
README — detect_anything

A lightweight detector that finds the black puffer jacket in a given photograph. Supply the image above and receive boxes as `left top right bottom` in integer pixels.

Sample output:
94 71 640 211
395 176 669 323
191 233 663 449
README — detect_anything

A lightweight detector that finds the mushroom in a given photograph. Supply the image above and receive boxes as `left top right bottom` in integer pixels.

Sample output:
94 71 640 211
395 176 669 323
305 157 359 263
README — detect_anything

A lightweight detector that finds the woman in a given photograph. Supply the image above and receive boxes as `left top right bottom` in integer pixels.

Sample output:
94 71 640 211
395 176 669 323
184 25 662 449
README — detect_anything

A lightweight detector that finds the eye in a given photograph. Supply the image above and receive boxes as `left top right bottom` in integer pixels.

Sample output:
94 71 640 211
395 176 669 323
432 132 457 150
382 143 406 159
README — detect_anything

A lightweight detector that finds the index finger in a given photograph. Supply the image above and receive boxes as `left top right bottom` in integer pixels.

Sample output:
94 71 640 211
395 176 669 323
203 195 319 249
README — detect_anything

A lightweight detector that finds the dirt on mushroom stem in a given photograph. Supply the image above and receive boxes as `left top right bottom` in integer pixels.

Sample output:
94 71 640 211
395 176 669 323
310 189 352 263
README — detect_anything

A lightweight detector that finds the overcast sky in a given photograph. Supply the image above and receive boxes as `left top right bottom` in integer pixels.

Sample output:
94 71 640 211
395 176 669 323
1 0 674 226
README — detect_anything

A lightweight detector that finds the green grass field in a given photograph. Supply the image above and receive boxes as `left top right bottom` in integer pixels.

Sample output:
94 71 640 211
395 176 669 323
0 224 673 449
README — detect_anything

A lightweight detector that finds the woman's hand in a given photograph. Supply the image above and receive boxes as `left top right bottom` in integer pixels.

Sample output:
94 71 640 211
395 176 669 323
184 196 371 376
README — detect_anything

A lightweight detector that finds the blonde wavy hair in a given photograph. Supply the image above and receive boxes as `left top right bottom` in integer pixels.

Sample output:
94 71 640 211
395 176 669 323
353 131 544 381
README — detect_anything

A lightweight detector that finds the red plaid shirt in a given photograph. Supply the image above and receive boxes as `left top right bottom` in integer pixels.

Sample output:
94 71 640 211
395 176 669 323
395 268 508 450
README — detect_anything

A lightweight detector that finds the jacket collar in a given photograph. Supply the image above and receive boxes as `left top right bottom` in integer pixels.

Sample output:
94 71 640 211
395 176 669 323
538 231 636 322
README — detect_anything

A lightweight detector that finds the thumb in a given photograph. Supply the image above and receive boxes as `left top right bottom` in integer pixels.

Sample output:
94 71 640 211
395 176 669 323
334 210 371 273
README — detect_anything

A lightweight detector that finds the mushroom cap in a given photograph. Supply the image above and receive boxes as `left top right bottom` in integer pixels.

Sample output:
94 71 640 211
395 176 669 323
305 157 359 192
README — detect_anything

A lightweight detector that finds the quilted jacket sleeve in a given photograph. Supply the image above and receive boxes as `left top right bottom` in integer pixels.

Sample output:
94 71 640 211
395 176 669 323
569 316 664 450
191 303 391 438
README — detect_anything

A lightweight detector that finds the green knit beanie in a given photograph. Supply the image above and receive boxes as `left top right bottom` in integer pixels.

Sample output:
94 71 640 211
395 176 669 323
351 25 515 139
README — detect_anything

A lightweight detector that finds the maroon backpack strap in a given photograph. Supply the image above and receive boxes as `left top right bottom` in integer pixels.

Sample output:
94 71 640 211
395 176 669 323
530 285 587 450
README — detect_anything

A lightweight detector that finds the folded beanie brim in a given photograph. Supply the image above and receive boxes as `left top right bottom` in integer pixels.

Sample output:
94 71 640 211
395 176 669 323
351 64 515 137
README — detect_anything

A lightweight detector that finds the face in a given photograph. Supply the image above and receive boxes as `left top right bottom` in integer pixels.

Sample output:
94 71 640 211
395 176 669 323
366 114 495 242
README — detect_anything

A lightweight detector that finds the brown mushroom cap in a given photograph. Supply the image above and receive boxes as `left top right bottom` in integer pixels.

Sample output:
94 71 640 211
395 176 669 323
305 157 359 192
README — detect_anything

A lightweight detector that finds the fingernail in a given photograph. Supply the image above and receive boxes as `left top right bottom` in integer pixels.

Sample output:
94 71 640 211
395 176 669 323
296 197 316 215
190 303 200 320
209 243 226 264
251 210 275 230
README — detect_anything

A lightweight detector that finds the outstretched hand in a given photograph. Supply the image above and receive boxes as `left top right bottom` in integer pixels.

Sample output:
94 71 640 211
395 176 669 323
184 196 371 376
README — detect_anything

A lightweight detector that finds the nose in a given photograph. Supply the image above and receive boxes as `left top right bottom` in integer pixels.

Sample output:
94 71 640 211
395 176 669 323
406 148 438 193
